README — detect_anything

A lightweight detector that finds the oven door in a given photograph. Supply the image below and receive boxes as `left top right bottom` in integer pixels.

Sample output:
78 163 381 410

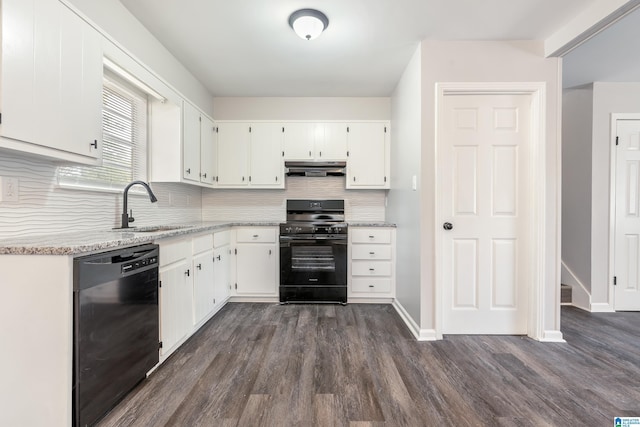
279 235 347 303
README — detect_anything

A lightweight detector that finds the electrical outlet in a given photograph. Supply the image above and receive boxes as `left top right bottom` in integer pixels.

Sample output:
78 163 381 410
0 177 19 203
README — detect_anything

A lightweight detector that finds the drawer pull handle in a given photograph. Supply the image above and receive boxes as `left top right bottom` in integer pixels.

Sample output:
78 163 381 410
253 234 259 238
369 285 375 288
369 252 375 255
369 235 375 239
369 268 375 272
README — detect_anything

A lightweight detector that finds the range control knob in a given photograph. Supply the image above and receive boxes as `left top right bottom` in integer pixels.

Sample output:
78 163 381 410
285 227 292 233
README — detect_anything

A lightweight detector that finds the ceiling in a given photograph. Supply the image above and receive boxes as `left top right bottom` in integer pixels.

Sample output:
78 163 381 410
119 0 598 97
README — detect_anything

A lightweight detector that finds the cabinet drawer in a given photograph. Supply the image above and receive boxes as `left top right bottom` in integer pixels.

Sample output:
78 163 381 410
351 244 391 260
351 261 392 277
213 230 231 247
192 233 213 254
235 227 276 243
351 278 392 294
159 238 189 266
351 228 392 244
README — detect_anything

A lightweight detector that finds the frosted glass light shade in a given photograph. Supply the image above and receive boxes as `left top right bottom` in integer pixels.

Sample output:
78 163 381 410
289 9 329 40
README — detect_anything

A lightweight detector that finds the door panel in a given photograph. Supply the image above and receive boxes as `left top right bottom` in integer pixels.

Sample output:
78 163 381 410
440 93 531 334
614 119 640 310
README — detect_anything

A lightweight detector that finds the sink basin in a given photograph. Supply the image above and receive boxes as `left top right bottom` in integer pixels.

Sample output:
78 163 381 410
112 225 191 233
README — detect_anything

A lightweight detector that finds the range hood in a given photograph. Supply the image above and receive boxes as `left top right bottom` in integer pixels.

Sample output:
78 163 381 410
285 161 346 177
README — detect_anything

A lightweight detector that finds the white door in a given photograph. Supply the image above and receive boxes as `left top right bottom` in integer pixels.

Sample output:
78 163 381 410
614 118 640 311
440 93 531 334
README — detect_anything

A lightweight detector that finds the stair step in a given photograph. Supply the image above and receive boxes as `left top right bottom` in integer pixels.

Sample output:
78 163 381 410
561 284 572 304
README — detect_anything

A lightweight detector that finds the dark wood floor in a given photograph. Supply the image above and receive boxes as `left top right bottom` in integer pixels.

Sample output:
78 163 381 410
98 304 640 426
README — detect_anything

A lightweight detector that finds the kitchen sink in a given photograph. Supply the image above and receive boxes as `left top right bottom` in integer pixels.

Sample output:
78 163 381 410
112 225 192 233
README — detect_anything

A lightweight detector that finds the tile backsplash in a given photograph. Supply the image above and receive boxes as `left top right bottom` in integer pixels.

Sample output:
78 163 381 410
0 151 202 238
0 151 386 239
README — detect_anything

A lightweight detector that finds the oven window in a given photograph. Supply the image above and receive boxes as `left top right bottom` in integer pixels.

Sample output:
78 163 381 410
291 246 336 271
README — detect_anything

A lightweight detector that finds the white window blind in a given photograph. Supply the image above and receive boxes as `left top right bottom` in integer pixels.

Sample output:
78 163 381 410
58 73 148 191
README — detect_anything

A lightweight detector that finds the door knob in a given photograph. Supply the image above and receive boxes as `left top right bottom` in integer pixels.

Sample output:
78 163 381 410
443 222 453 230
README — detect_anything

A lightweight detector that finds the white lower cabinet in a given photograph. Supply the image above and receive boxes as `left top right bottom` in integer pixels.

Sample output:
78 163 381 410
158 229 231 359
348 227 396 299
192 234 215 326
232 226 278 297
158 238 193 357
213 230 231 308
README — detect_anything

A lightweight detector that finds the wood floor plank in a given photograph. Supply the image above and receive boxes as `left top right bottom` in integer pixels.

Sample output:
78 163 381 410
97 304 640 427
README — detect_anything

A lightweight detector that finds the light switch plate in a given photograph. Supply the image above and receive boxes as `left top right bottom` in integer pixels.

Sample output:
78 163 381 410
0 177 19 202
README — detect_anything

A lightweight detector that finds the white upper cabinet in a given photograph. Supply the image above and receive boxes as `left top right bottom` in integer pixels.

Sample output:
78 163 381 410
216 121 284 189
200 115 217 185
346 122 390 189
318 122 348 160
249 123 284 187
283 122 347 161
182 101 201 182
282 122 315 160
1 0 103 163
150 99 216 187
217 122 250 186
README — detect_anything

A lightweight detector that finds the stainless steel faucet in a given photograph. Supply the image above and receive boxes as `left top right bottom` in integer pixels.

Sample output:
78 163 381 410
121 181 158 228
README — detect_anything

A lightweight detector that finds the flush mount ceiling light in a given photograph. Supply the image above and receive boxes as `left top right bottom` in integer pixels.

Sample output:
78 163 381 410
288 9 329 40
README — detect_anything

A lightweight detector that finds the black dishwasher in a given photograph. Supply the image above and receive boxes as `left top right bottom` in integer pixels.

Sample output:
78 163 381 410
73 243 160 427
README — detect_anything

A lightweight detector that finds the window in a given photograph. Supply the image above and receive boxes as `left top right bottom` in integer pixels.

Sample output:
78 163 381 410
58 71 148 191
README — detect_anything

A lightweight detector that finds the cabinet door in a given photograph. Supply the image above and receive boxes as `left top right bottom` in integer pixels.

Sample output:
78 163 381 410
317 122 348 160
183 101 201 182
1 0 102 160
217 122 250 186
159 261 193 355
213 245 231 307
59 5 103 158
250 123 284 187
193 251 215 325
346 122 389 188
283 122 315 160
235 244 277 295
200 116 217 185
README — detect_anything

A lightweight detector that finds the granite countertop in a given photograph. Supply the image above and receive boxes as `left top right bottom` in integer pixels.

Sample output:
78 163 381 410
0 221 279 256
348 221 397 227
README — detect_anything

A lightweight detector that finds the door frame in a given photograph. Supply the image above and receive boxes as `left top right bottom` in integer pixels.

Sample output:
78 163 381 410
434 82 548 340
608 113 640 311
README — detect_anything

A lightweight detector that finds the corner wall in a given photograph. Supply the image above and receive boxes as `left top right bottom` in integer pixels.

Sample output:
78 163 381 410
388 47 423 331
561 85 594 293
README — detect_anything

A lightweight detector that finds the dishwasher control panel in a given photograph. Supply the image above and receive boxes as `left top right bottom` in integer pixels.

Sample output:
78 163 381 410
122 255 158 274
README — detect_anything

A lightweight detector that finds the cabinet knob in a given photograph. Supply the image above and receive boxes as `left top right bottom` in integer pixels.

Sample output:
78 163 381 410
90 140 98 149
197 263 202 270
185 269 190 277
217 255 221 261
202 172 207 178
186 168 191 174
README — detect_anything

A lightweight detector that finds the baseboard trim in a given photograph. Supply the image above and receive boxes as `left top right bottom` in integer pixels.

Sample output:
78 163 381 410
392 300 438 341
590 302 615 313
560 261 591 311
538 330 566 343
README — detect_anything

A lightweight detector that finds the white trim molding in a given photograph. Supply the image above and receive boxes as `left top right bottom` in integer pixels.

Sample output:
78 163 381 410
392 300 438 341
434 82 558 342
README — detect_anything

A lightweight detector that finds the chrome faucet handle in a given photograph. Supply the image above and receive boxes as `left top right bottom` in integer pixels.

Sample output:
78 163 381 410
129 209 135 223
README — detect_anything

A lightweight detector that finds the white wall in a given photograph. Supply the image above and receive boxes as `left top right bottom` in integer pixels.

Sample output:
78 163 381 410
64 0 214 115
212 97 390 120
562 86 594 292
591 82 640 305
388 47 422 327
419 40 562 335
